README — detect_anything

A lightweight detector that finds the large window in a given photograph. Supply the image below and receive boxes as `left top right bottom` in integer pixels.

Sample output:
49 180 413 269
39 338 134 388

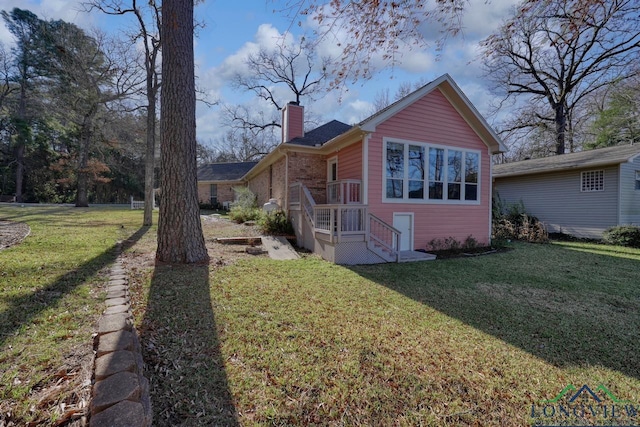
385 140 480 203
581 170 604 192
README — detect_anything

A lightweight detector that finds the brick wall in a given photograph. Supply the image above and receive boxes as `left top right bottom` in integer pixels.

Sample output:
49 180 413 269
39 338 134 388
248 170 270 206
287 152 327 204
197 182 239 206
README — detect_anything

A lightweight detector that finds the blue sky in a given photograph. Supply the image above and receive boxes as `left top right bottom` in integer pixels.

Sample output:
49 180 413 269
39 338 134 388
0 0 520 144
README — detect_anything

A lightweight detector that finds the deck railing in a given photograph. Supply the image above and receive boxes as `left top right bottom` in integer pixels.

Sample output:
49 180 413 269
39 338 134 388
368 213 400 262
301 185 316 227
289 182 301 209
314 205 367 242
327 180 362 204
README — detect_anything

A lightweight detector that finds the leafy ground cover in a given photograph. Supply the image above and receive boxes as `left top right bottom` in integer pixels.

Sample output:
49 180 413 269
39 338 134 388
0 206 148 426
125 223 640 426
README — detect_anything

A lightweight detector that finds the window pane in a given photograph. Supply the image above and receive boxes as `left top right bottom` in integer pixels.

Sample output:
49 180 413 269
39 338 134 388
448 183 461 200
448 150 462 183
465 153 479 183
387 179 403 198
386 142 404 178
581 170 604 192
465 183 477 201
409 181 424 199
429 148 444 181
429 182 443 199
408 145 424 180
636 171 640 190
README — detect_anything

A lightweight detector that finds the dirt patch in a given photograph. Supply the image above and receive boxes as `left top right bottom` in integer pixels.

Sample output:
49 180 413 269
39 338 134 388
0 220 30 251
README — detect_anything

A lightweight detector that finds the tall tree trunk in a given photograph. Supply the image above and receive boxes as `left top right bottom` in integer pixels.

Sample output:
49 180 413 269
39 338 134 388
75 109 96 207
156 0 208 264
143 87 157 226
14 143 24 202
75 121 92 208
15 82 26 203
555 103 566 155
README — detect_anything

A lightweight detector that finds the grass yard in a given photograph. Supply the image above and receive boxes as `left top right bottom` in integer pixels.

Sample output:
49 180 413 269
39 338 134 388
128 223 640 426
0 206 149 425
2 207 639 426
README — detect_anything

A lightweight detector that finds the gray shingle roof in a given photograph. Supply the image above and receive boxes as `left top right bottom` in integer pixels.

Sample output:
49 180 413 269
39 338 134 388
493 144 640 178
197 161 258 181
285 120 353 147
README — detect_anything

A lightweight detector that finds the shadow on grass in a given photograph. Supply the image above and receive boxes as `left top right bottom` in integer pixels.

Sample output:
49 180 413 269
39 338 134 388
0 227 150 347
140 264 238 426
350 243 640 380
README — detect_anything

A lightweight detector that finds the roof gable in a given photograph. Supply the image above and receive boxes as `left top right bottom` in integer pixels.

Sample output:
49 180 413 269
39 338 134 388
197 161 258 181
493 144 640 178
358 74 507 154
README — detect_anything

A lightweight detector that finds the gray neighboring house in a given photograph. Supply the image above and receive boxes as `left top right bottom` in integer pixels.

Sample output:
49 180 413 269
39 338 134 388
493 144 640 239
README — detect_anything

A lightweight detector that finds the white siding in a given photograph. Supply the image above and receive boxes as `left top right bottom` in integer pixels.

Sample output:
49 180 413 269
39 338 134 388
494 166 620 239
619 156 640 226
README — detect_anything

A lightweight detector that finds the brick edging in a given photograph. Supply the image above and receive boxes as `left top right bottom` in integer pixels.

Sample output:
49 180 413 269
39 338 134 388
89 255 152 426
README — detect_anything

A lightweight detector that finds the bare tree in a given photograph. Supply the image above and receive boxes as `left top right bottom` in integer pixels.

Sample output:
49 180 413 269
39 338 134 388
224 39 328 149
483 0 640 155
85 0 161 226
156 0 208 264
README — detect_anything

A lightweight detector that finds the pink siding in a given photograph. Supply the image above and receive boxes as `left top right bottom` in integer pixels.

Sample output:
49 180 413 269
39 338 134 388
336 141 362 180
367 88 492 249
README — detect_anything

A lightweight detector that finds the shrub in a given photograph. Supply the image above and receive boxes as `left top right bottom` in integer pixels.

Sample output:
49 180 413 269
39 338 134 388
232 186 257 210
258 210 294 235
492 195 548 243
229 206 262 223
602 226 640 248
228 187 261 223
427 235 478 252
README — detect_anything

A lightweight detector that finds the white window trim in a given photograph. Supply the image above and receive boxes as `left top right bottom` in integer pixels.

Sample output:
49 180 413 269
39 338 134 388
580 170 605 192
382 137 481 205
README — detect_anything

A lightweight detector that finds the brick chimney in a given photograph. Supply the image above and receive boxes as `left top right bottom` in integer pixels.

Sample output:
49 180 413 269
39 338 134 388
282 102 304 143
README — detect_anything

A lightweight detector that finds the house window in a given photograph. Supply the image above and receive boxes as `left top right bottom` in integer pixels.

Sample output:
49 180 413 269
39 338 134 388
210 184 218 205
636 171 640 190
385 140 480 203
386 142 404 199
581 170 604 192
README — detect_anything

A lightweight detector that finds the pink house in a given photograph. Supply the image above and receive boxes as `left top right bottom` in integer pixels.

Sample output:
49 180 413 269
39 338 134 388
200 74 506 263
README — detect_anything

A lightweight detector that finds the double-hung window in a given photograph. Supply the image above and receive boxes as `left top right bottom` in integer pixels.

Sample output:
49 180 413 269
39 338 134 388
385 140 480 203
635 171 640 190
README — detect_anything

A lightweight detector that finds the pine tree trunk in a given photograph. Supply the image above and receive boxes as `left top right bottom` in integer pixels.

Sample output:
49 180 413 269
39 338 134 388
156 0 208 264
75 120 92 208
143 88 157 226
15 83 26 203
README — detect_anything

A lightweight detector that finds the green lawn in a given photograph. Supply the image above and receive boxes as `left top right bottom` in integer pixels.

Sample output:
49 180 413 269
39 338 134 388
0 206 150 425
135 234 640 425
2 207 639 426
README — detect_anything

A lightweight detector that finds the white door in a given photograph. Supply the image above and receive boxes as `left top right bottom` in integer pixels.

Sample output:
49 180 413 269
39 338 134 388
393 213 413 251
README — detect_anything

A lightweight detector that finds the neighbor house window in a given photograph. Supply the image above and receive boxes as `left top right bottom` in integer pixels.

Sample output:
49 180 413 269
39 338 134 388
210 184 218 205
636 171 640 190
385 140 480 203
581 170 604 192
